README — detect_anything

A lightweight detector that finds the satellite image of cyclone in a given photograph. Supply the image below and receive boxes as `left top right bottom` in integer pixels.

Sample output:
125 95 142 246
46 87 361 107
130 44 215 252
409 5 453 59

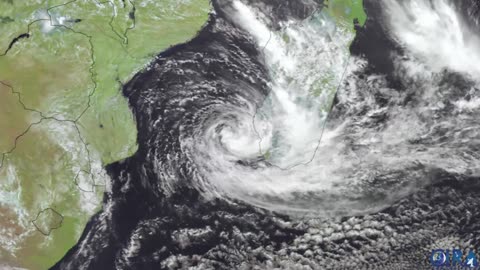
50 0 480 268
2 0 480 269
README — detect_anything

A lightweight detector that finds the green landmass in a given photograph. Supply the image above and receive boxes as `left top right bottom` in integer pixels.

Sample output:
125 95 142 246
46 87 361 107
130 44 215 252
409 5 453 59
327 0 367 28
0 0 210 269
0 0 366 268
311 0 366 98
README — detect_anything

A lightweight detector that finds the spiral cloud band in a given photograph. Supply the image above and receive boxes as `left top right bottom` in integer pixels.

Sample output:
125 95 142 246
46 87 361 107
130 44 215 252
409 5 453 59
52 0 480 269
